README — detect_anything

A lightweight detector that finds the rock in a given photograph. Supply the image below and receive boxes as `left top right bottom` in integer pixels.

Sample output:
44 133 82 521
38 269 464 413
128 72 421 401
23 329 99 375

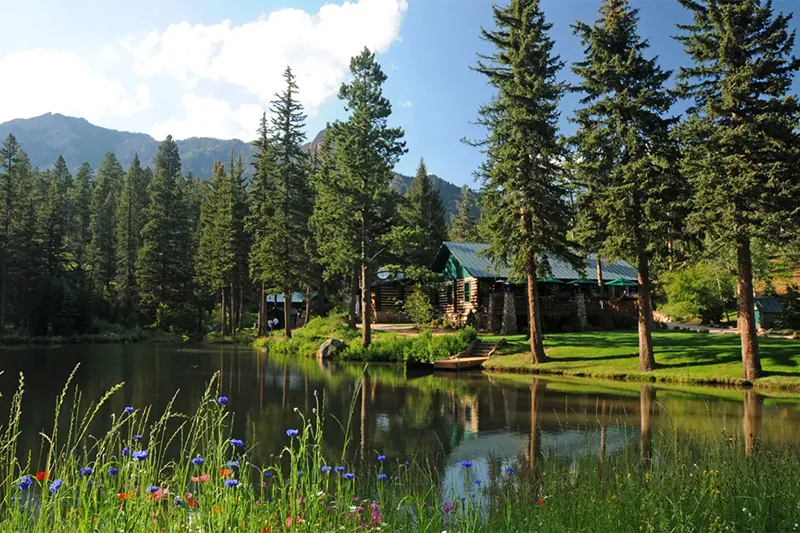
698 328 709 334
317 338 345 360
792 332 799 340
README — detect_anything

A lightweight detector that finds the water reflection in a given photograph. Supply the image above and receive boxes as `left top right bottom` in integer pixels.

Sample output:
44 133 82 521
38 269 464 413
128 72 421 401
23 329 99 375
0 344 799 481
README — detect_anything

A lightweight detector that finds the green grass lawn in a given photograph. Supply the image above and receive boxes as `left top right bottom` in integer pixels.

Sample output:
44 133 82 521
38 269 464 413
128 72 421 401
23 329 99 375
481 330 800 390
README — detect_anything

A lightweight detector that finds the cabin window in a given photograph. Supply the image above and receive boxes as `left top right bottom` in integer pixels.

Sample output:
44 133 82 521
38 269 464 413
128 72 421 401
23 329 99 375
447 284 454 304
464 281 472 303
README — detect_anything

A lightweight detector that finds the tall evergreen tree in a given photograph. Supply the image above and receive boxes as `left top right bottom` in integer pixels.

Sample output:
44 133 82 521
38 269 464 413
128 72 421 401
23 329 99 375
469 0 576 363
570 0 684 371
675 0 800 380
69 163 94 268
137 135 194 331
230 153 250 333
325 48 406 347
398 158 448 270
449 185 479 242
248 67 312 338
89 152 123 299
115 154 148 323
196 161 236 335
0 134 21 328
36 165 70 333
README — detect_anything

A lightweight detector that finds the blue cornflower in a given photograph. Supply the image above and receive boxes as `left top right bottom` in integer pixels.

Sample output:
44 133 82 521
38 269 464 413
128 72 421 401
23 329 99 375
475 479 482 486
335 466 345 473
217 396 229 405
264 471 272 478
146 486 159 493
461 461 472 468
133 435 142 442
124 406 135 414
80 467 93 476
297 471 303 477
377 455 386 462
321 466 332 473
343 473 355 480
132 450 148 461
192 457 204 466
109 467 119 476
225 479 239 488
18 476 33 491
377 473 388 481
505 467 515 474
226 460 239 469
286 429 299 437
49 479 63 494
122 447 130 457
230 438 244 447
174 497 184 506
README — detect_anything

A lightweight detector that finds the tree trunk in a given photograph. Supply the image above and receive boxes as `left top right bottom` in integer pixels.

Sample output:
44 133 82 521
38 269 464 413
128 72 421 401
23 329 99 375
283 286 292 338
0 254 6 329
361 261 371 348
348 269 358 329
221 288 228 336
596 255 604 295
637 250 656 371
743 389 763 457
737 238 762 381
305 284 312 326
257 282 265 336
640 385 656 461
230 279 237 334
525 250 548 363
529 378 547 475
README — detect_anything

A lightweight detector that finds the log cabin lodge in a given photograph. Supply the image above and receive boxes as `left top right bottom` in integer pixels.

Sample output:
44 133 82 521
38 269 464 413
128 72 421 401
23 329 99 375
370 241 640 334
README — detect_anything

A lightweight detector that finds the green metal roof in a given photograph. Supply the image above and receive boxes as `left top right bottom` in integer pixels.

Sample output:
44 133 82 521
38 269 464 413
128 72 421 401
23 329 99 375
754 297 782 314
432 242 639 282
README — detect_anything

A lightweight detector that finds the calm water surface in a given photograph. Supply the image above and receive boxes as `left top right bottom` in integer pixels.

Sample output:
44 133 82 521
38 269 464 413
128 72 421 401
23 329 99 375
1 343 799 492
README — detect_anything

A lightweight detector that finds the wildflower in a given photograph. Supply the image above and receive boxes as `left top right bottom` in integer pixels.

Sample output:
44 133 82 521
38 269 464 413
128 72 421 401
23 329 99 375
49 479 63 494
220 469 232 477
321 466 332 473
286 429 300 437
108 467 119 476
122 447 130 457
191 474 210 483
377 455 386 462
505 467 515 474
133 435 142 442
80 467 93 477
217 396 229 405
461 461 472 468
344 473 355 480
225 479 239 488
230 438 244 447
147 486 159 493
226 460 239 469
35 471 50 481
297 471 303 477
443 503 455 514
119 492 133 501
538 498 545 505
174 497 184 506
264 472 273 478
132 450 148 461
377 473 388 480
475 479 482 486
124 406 135 414
18 476 33 491
335 466 346 473
192 457 204 466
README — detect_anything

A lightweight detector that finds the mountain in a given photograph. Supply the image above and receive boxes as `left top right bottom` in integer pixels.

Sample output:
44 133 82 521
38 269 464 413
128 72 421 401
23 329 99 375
0 113 475 218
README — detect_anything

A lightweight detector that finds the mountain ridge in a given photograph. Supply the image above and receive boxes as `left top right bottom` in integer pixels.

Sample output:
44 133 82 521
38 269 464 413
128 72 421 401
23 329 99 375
0 113 474 218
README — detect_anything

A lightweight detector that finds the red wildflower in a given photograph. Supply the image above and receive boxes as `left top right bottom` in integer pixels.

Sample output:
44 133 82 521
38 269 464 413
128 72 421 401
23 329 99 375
220 468 231 477
191 474 210 483
35 472 50 481
286 516 304 527
119 492 134 501
537 498 545 505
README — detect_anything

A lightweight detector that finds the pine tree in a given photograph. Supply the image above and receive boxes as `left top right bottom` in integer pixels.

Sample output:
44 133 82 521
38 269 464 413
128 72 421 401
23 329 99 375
115 154 148 324
325 48 407 347
468 0 576 363
398 158 448 271
0 134 21 328
230 153 250 333
675 0 800 380
137 136 194 331
449 185 479 242
248 67 312 338
69 163 94 268
37 164 70 333
89 152 123 299
570 0 685 371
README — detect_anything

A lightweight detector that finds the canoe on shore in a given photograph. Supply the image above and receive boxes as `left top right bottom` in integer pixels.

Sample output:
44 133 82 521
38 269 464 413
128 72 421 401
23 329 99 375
433 356 489 372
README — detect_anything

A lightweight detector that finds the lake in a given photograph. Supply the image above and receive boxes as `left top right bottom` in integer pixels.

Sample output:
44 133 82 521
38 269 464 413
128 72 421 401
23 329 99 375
1 343 800 495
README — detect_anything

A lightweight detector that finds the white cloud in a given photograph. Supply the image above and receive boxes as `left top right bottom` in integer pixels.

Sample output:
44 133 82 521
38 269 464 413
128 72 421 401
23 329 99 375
150 94 263 140
399 100 412 108
129 0 408 116
0 49 150 124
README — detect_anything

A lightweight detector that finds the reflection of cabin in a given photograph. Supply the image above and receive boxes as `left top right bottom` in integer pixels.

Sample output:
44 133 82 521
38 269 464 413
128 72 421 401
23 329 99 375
430 242 640 333
754 297 782 330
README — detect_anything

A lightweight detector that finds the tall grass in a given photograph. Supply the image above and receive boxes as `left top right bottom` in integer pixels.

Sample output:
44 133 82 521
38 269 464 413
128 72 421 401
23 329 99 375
0 367 798 531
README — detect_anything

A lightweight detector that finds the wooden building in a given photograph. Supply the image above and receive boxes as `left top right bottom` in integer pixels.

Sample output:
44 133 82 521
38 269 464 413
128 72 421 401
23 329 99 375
430 242 640 333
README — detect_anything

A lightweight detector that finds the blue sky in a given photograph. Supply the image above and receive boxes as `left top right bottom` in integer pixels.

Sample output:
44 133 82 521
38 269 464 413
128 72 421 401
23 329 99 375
2 0 799 186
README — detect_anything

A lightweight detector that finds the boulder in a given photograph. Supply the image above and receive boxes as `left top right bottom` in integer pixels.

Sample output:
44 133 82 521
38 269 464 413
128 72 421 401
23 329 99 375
317 338 345 360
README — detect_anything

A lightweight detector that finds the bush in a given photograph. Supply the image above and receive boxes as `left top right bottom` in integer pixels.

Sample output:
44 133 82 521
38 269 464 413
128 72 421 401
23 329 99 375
661 261 735 323
340 327 477 364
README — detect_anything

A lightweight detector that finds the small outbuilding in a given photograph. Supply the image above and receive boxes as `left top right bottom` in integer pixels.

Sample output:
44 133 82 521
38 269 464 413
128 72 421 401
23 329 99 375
754 297 782 330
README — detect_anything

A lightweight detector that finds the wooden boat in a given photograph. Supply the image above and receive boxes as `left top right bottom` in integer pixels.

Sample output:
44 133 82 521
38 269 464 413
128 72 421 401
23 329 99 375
433 356 489 372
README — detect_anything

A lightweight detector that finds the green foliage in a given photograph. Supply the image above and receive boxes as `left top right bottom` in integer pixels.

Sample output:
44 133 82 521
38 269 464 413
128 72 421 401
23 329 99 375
89 152 123 299
402 284 434 330
341 327 477 363
448 185 479 242
115 154 148 324
661 261 736 323
397 158 448 269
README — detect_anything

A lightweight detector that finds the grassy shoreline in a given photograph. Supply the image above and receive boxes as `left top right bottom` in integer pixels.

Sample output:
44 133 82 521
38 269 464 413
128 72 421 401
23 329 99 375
0 328 182 347
481 330 800 392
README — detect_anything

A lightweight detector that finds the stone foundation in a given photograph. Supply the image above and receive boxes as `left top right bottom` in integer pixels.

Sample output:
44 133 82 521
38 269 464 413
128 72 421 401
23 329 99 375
501 291 517 334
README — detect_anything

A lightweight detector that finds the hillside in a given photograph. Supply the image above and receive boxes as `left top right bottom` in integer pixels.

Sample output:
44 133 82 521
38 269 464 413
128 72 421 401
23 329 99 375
0 113 475 218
